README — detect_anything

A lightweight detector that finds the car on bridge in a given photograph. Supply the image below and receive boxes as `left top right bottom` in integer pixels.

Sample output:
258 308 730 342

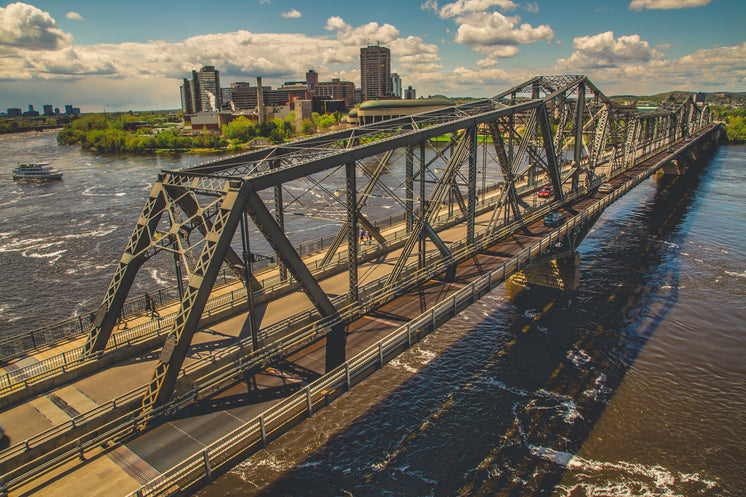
538 185 553 198
667 147 675 153
598 183 613 194
543 212 565 227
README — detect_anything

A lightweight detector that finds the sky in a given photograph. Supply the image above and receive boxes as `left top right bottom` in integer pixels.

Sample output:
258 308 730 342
0 0 744 112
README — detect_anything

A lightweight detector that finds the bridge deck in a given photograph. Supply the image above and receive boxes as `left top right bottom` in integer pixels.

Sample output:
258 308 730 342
3 127 716 496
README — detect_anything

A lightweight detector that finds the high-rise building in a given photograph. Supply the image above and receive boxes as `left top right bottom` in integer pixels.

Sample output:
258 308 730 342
196 66 221 112
360 45 391 102
315 78 356 107
43 104 54 116
306 69 319 93
180 78 194 114
180 66 222 115
391 73 402 99
65 104 73 115
404 86 416 100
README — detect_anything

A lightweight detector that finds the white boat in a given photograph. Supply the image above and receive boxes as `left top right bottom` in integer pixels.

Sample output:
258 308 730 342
11 162 63 181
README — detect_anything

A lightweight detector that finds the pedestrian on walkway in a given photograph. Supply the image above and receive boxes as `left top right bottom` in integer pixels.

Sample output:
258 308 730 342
145 293 160 319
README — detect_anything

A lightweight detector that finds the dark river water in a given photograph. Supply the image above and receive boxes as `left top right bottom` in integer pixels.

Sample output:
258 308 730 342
2 131 744 495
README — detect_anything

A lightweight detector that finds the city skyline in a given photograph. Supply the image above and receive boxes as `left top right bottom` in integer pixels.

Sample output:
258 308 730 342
0 0 744 112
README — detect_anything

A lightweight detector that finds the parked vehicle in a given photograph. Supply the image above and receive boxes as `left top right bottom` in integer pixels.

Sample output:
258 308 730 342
538 185 553 198
598 183 613 193
543 212 565 227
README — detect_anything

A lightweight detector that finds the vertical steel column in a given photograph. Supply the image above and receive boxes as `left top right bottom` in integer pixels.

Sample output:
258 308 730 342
346 162 358 303
572 82 585 192
508 92 516 168
272 160 288 281
405 145 414 233
240 212 259 351
467 126 477 244
173 252 183 300
419 141 427 268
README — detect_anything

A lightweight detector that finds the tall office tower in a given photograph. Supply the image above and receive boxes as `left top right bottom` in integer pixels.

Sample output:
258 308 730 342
180 78 194 114
306 69 319 93
391 73 402 99
43 104 54 116
196 66 221 111
360 45 391 102
404 86 416 100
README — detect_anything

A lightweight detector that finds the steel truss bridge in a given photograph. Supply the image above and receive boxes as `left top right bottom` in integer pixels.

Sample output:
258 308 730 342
0 75 723 496
77 75 713 415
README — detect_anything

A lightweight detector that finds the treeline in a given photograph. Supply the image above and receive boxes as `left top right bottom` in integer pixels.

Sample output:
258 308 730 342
56 113 224 153
1 117 59 134
712 106 746 144
222 112 343 145
57 111 344 153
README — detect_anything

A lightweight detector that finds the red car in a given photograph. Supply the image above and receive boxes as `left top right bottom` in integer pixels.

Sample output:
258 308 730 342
538 185 553 198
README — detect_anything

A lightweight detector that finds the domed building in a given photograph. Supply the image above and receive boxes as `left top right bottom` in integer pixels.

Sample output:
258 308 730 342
348 96 455 126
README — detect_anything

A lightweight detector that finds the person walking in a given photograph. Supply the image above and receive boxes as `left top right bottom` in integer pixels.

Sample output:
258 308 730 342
145 293 160 319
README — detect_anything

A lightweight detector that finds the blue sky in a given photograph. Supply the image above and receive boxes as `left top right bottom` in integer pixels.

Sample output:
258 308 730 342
1 0 744 111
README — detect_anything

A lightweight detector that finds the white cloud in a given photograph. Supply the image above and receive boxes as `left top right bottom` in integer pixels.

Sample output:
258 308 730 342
551 32 746 96
0 16 442 105
0 2 73 51
476 57 498 67
629 0 711 11
557 31 663 69
425 0 518 18
65 11 84 21
325 17 399 46
454 11 552 57
282 9 301 18
524 2 539 13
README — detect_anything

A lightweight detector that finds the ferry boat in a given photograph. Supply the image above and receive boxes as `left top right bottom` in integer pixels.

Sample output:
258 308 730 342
11 162 63 181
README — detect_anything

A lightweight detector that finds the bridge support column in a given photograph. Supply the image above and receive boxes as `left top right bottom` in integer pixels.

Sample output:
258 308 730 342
661 159 686 175
508 251 580 291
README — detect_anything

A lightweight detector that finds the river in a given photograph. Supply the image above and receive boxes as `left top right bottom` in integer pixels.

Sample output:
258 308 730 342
196 142 745 495
2 131 744 495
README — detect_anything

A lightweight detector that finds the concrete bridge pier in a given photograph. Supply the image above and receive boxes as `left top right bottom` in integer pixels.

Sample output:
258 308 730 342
661 158 688 175
508 250 581 291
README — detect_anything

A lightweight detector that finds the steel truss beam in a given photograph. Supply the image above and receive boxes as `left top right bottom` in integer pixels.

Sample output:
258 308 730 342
83 74 708 410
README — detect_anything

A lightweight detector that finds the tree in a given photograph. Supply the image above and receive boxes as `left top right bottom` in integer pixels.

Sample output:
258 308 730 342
222 116 256 143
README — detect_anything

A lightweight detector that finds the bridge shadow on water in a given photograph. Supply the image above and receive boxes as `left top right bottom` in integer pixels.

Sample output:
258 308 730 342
199 158 713 497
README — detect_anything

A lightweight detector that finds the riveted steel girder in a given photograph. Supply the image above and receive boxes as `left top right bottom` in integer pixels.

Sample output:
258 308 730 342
142 182 249 411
